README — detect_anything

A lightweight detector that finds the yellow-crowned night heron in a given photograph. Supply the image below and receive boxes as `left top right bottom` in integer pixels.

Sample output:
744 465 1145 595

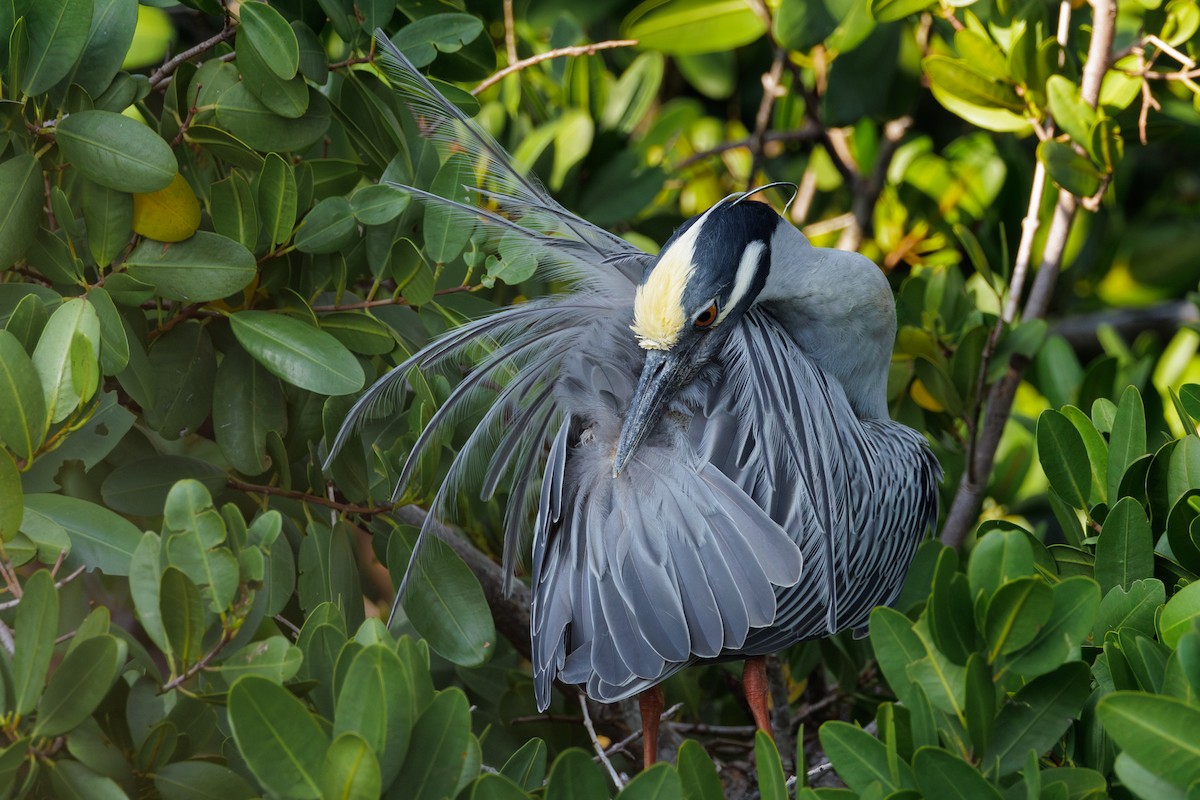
330 37 941 765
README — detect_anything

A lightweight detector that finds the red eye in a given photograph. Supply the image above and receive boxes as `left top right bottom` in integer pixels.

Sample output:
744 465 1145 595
694 303 718 328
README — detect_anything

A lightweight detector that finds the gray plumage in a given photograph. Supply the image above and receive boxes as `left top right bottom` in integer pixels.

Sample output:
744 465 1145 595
328 35 942 712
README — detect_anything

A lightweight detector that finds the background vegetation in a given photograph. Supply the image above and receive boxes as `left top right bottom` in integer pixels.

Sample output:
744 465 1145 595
1 0 1200 797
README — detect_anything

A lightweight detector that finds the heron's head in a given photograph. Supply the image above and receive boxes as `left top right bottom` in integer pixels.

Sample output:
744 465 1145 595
614 198 783 476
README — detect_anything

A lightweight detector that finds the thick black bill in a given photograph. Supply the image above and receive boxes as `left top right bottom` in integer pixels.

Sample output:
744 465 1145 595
613 348 687 477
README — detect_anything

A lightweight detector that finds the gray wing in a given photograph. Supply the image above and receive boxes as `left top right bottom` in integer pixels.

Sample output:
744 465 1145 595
326 40 654 605
529 334 804 708
696 309 941 653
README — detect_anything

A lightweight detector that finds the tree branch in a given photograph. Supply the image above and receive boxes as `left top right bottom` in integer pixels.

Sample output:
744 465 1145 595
471 40 639 96
148 26 236 90
940 0 1117 548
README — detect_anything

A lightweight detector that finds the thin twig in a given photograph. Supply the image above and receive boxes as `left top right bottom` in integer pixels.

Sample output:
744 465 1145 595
604 703 683 759
748 49 788 189
310 284 479 312
503 0 518 66
149 27 236 90
162 631 231 691
0 566 86 612
228 478 395 515
472 40 639 96
579 695 625 789
675 127 820 169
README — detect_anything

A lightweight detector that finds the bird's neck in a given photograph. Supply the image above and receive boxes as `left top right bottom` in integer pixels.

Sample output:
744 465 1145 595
757 226 895 420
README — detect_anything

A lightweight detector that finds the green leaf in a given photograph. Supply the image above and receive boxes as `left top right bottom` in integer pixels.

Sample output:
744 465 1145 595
755 731 787 800
1168 436 1200 511
87 287 128 375
47 759 128 800
551 110 594 190
498 740 547 792
12 570 59 715
256 153 296 249
210 172 259 252
1037 410 1092 510
230 311 364 395
333 644 414 788
1046 75 1098 149
34 634 122 736
1160 581 1200 649
0 154 45 269
967 528 1036 602
154 761 257 800
56 110 176 193
912 746 1003 799
821 720 912 794
1095 497 1154 593
160 566 206 668
870 0 935 22
320 732 382 800
213 82 331 153
869 606 926 707
622 0 768 55
22 0 92 96
100 455 225 516
985 578 1054 660
237 30 308 118
1061 405 1107 506
0 328 47 460
23 493 141 575
1008 576 1100 678
394 687 471 800
928 546 976 665
423 154 475 264
1098 692 1200 789
295 196 357 254
228 674 329 799
80 180 133 268
676 739 722 800
32 297 100 425
124 231 256 303
0 450 20 540
212 345 286 474
617 762 683 799
129 532 170 657
390 14 484 67
56 0 138 98
239 1 299 79
923 55 1024 111
472 773 534 800
350 183 411 225
984 661 1091 775
388 529 496 667
1037 140 1103 198
143 322 215 439
545 749 609 800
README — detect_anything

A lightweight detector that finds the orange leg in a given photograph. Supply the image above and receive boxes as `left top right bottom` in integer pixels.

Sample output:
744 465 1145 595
743 656 773 738
639 685 665 766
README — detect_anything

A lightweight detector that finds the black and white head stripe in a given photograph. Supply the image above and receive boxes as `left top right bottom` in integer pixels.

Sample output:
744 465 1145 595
631 200 781 350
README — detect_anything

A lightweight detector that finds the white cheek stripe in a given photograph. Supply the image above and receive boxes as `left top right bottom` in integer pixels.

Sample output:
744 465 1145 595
716 240 766 325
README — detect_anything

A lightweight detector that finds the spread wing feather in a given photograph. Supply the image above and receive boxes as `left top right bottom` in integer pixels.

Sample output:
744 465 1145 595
330 41 939 711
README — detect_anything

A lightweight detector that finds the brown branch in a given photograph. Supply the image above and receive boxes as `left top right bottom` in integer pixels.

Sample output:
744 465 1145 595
748 49 788 189
471 40 639 96
502 0 518 66
940 0 1116 548
675 127 821 169
310 284 479 312
148 27 236 91
0 566 86 612
228 478 396 515
162 630 231 691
